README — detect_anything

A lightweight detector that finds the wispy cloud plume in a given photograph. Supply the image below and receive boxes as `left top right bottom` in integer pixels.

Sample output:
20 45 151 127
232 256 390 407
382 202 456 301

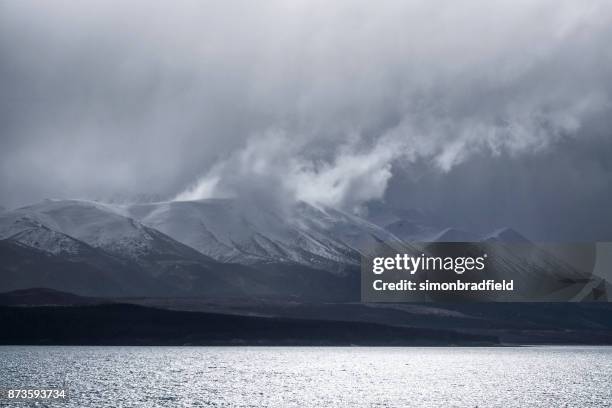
1 0 612 210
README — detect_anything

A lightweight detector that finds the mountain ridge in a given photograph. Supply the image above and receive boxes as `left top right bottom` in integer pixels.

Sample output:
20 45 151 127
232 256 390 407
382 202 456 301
0 197 589 301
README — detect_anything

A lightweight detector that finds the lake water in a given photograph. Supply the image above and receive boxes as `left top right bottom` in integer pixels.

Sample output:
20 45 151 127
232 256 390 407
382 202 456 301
1 346 611 407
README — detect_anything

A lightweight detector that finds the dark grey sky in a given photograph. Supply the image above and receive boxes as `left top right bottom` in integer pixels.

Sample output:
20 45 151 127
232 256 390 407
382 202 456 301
1 1 611 239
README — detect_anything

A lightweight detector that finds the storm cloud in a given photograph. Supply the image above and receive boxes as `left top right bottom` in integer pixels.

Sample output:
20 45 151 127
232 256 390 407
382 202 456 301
1 0 612 238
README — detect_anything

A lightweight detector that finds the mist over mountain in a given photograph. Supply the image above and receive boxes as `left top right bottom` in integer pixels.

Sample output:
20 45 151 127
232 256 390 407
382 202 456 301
0 2 609 306
1 1 612 241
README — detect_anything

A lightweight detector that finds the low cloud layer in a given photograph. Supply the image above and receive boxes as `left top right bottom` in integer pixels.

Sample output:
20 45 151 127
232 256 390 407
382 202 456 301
1 0 612 237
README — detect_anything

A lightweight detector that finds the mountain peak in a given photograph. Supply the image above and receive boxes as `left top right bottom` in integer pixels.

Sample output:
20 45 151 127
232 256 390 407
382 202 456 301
483 227 530 243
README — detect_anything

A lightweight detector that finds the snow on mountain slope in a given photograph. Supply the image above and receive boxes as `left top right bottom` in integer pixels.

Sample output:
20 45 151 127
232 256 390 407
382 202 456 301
7 224 90 256
0 198 588 300
0 199 217 267
0 200 293 297
0 198 408 276
0 211 92 255
126 199 406 272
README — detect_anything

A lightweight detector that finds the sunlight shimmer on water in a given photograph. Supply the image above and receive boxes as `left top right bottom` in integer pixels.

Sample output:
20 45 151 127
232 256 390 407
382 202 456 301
1 346 611 407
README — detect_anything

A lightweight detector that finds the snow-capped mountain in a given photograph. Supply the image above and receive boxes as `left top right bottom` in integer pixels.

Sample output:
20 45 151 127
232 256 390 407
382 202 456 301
0 198 588 300
0 200 277 297
0 199 219 267
0 198 406 298
125 199 406 273
3 198 539 275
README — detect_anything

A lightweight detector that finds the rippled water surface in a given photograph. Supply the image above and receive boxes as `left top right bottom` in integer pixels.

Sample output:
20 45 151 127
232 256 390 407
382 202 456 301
1 346 611 407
